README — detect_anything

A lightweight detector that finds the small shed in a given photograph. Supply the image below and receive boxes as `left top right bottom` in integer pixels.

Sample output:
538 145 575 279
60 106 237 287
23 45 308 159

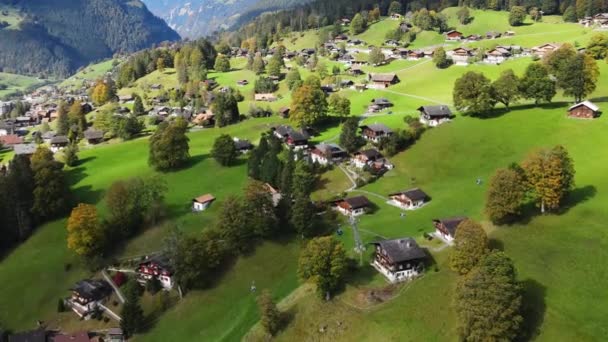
193 194 215 212
568 101 600 119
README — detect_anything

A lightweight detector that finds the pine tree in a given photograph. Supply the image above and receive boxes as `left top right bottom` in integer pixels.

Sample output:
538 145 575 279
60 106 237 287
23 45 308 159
132 95 145 116
339 117 362 153
253 54 266 74
56 102 70 135
286 68 303 90
213 92 240 127
290 193 315 237
121 281 145 338
214 55 231 72
31 147 70 220
350 13 367 35
450 219 489 275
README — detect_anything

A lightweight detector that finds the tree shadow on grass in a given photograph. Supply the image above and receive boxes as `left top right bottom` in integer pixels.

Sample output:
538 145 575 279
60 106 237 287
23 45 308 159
518 279 547 342
75 155 96 167
488 238 504 251
476 102 570 120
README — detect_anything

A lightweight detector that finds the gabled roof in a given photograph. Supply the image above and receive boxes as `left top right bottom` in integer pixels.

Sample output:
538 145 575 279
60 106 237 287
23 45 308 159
71 279 111 302
445 30 462 35
361 123 393 134
369 73 398 82
13 143 37 155
50 135 69 145
418 105 453 117
0 134 23 145
388 188 429 201
569 100 600 112
234 139 253 150
355 148 383 160
193 194 215 204
373 238 427 263
433 217 467 236
342 195 371 209
84 129 104 140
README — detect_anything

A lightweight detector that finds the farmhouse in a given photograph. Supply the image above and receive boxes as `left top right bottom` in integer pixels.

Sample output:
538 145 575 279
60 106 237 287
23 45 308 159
465 34 482 41
433 217 467 242
407 50 425 60
334 196 372 216
234 138 254 153
137 255 174 290
388 188 430 210
254 93 277 102
485 31 502 39
192 194 215 212
371 238 427 283
449 47 475 66
368 98 393 112
310 143 347 165
485 47 511 64
84 129 104 145
340 18 351 26
368 73 400 89
360 123 393 142
418 105 453 126
273 125 310 150
568 101 600 119
390 13 403 20
352 148 393 170
531 43 561 58
49 135 69 152
445 30 463 41
66 279 112 319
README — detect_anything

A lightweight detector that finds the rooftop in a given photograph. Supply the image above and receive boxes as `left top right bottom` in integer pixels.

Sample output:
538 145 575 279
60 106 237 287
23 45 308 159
373 238 427 263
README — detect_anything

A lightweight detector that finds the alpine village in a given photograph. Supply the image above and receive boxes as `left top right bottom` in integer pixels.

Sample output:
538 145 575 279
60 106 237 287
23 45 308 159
0 0 608 341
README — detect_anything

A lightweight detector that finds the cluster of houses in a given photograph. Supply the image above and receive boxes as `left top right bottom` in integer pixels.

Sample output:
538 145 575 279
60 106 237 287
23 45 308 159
445 29 515 42
579 13 608 28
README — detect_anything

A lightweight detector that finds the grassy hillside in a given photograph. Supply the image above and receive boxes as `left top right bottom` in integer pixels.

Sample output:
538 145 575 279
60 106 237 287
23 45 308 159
0 72 49 99
59 59 118 90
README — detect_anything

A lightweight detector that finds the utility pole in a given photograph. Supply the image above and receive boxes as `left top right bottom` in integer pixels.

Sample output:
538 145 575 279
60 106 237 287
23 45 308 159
349 214 365 266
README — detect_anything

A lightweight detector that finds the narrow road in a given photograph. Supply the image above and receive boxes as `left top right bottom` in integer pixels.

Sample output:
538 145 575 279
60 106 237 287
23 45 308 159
377 88 444 104
349 189 389 202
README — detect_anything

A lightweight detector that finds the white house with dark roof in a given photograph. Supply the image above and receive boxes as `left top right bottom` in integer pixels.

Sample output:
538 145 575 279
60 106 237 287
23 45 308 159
333 196 372 216
433 217 467 243
371 238 427 283
418 105 453 126
360 123 393 142
388 188 430 210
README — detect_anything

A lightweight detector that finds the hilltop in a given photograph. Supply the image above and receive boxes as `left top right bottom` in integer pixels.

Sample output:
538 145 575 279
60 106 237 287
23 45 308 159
0 0 179 78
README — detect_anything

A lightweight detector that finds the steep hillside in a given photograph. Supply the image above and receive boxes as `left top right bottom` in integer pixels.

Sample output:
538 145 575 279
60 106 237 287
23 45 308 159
143 0 309 38
0 0 179 78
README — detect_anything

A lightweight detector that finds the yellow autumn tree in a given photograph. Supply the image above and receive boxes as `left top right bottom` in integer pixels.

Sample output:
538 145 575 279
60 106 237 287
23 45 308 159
67 203 104 258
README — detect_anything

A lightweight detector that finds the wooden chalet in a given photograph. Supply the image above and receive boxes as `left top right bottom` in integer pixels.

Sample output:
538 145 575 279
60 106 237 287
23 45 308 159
433 217 467 242
333 195 372 216
371 238 427 283
50 135 69 152
0 134 23 148
465 34 483 41
360 123 393 143
485 31 502 39
254 93 277 102
236 80 249 86
368 98 393 113
84 129 104 145
192 194 215 212
233 138 254 153
450 47 475 65
568 101 600 119
273 125 310 150
531 43 561 58
445 30 463 41
388 188 430 210
418 105 453 126
407 50 425 60
368 73 400 89
352 148 393 171
485 47 511 64
67 279 112 318
137 255 174 290
310 143 347 165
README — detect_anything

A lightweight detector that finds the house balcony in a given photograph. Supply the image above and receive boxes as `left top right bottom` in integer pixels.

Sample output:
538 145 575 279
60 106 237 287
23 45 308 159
371 260 419 284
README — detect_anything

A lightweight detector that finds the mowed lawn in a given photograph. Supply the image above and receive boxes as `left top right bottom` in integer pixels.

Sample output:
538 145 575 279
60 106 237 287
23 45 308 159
0 72 48 99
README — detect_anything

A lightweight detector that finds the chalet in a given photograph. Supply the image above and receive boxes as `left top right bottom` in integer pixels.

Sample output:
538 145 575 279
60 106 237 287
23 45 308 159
450 47 475 66
192 112 215 127
350 65 364 76
41 131 57 144
50 135 69 152
137 255 174 290
388 188 430 210
418 105 453 126
352 148 393 171
347 39 365 46
334 196 371 216
385 39 400 47
278 107 290 118
237 80 249 86
0 134 23 148
334 34 349 42
368 98 393 113
433 217 467 242
273 125 310 150
13 144 37 156
361 123 393 142
485 47 511 64
407 50 425 60
368 73 400 89
84 129 104 145
531 43 560 58
568 101 600 119
15 116 33 127
234 138 254 153
66 279 112 318
485 31 502 39
445 30 463 41
505 30 516 36
371 238 427 283
392 48 410 58
340 80 355 88
465 34 482 41
192 194 215 212
254 93 277 102
310 143 347 165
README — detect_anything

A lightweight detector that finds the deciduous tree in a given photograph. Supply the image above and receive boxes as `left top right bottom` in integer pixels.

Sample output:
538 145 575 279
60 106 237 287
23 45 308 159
519 63 556 105
450 219 489 275
328 93 351 118
211 134 238 166
433 47 451 69
351 13 367 35
298 236 348 298
491 69 520 109
214 55 231 72
485 166 527 224
257 290 282 335
509 6 527 26
586 33 608 60
31 147 70 220
368 47 385 66
148 118 190 171
67 204 104 258
289 78 328 128
453 71 494 116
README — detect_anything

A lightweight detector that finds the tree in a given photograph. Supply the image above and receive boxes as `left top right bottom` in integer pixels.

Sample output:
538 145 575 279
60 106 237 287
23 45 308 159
388 1 403 15
211 134 238 166
253 54 266 74
453 71 494 116
298 236 348 298
316 60 329 79
290 193 316 237
213 91 240 127
432 47 451 69
216 196 252 253
491 69 520 109
450 219 489 275
64 144 79 167
328 93 351 118
148 118 190 171
586 33 608 60
121 281 145 338
519 63 556 105
559 53 599 103
68 101 87 136
457 7 471 24
368 47 385 66
350 13 366 35
56 101 70 135
156 57 165 72
254 77 278 94
544 44 577 78
286 68 302 90
522 145 575 213
486 166 527 224
67 204 104 258
340 117 362 153
132 94 145 116
455 251 523 342
31 147 70 219
257 289 282 335
369 7 381 22
214 55 231 72
90 79 116 106
509 6 527 26
244 180 279 237
289 79 328 128
563 5 577 22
